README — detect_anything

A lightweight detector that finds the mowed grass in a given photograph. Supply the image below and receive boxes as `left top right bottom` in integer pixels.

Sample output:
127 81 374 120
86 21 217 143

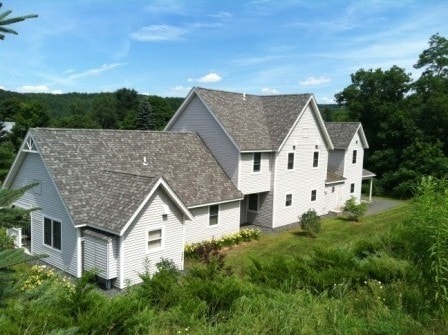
225 200 411 275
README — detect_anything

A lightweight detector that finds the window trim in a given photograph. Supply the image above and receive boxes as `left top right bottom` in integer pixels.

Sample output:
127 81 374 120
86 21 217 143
208 204 219 226
285 193 293 207
350 183 355 193
147 227 164 253
248 193 259 212
313 151 319 168
310 189 317 202
253 152 261 173
43 216 62 251
352 150 357 164
287 152 294 170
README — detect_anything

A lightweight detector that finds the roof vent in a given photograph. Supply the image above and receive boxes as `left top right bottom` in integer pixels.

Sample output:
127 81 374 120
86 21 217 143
243 93 246 100
143 156 148 166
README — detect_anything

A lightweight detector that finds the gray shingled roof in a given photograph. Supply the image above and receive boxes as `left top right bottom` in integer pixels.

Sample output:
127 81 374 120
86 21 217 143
30 129 242 233
194 88 312 151
325 122 361 149
326 170 346 184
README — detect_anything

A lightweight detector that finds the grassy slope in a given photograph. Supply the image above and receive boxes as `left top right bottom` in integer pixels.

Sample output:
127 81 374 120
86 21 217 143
225 201 411 275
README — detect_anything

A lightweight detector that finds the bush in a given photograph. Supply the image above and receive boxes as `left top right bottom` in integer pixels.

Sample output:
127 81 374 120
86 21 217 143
0 228 14 251
300 209 321 236
344 197 368 222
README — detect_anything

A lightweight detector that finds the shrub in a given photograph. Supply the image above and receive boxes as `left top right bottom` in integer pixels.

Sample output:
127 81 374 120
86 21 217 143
300 209 321 236
0 228 14 251
344 197 368 222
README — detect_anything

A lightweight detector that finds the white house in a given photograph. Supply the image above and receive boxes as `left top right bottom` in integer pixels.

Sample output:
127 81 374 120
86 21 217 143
166 87 373 228
4 87 373 288
3 129 242 289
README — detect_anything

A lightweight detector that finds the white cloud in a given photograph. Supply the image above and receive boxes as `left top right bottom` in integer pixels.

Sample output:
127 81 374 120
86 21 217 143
300 76 331 86
197 72 222 83
0 86 5 90
261 87 280 94
67 63 126 80
170 85 191 95
129 25 187 42
17 85 62 94
188 72 223 84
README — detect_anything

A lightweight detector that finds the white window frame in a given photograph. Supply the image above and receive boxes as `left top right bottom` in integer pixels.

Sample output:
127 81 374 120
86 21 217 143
43 216 62 251
352 150 357 164
310 189 317 202
287 152 294 170
312 151 319 168
350 183 355 193
248 193 259 212
253 152 261 173
147 227 164 253
208 204 219 226
285 193 293 207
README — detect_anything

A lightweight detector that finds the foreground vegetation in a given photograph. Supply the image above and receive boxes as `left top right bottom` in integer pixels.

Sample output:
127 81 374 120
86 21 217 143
1 179 448 334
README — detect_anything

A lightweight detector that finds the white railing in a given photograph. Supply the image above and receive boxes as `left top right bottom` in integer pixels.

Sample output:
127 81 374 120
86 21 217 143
7 227 23 248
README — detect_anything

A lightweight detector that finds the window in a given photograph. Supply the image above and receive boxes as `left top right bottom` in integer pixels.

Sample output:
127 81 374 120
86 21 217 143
287 152 294 170
248 194 259 211
352 150 357 164
209 205 219 226
313 151 319 168
311 190 317 202
253 152 261 172
285 194 292 207
147 229 162 251
350 183 355 193
44 217 61 250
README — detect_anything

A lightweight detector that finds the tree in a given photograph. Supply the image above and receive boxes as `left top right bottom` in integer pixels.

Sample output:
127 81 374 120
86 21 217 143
115 88 139 129
0 3 38 40
414 33 448 78
136 99 154 130
91 94 118 129
147 95 174 130
0 183 38 228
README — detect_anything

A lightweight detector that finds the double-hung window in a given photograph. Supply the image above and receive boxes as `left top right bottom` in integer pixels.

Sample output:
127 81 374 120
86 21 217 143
287 153 294 170
352 150 357 164
209 205 219 226
44 217 61 250
253 152 261 172
311 190 317 202
285 194 292 207
147 229 163 251
350 183 355 193
313 151 319 168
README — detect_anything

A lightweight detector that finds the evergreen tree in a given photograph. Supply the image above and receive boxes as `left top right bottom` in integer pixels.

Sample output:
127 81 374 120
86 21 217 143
0 3 38 40
136 99 154 130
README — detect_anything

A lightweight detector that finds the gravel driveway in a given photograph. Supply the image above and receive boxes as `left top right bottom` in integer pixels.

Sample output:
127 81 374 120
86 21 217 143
363 196 405 215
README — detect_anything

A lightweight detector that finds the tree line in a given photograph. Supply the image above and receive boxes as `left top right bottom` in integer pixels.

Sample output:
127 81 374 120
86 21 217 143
333 33 448 197
0 89 183 180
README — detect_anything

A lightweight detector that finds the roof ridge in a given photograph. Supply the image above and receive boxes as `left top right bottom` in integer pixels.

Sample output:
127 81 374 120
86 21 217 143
101 169 156 179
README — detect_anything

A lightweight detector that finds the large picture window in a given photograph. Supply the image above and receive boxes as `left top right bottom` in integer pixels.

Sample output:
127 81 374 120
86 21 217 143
44 217 61 250
253 152 261 172
209 205 219 226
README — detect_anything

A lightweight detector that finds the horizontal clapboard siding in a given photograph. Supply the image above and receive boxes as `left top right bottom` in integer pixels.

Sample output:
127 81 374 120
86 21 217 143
238 153 272 194
328 150 345 175
11 152 79 277
342 132 364 203
273 105 329 228
83 232 118 280
185 201 240 244
120 187 184 288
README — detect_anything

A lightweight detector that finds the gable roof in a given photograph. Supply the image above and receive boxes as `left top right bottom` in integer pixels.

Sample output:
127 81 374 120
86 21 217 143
325 122 369 149
167 87 333 152
5 129 242 234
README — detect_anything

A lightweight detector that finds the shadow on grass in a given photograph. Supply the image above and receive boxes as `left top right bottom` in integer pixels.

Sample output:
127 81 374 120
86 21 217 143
291 231 317 238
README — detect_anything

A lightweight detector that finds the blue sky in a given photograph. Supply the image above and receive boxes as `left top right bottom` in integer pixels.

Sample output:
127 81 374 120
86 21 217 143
1 1 447 103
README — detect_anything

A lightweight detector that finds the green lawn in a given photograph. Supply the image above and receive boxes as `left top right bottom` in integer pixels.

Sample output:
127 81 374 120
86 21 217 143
225 201 411 275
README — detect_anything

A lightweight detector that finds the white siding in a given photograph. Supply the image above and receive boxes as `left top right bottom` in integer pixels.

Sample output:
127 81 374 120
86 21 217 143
11 152 79 277
238 152 272 194
245 191 273 228
324 184 345 211
185 201 240 244
273 105 329 228
342 132 364 203
119 187 184 288
83 233 118 280
169 96 240 185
